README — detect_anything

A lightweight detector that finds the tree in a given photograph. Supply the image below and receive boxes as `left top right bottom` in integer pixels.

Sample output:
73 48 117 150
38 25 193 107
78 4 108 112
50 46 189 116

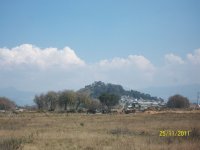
75 92 90 111
99 93 120 111
167 94 190 108
86 99 101 110
45 91 58 111
33 94 46 110
58 90 76 111
0 97 15 110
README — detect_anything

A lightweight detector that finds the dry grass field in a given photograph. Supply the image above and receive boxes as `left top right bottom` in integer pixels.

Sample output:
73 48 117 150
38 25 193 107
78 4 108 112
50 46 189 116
0 111 200 150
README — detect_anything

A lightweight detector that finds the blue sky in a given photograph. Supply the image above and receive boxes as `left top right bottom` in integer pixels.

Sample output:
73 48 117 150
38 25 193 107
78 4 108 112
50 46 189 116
1 0 200 63
0 0 200 104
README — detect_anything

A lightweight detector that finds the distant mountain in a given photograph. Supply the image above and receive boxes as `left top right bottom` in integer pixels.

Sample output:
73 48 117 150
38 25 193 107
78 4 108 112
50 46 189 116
0 87 36 106
79 81 163 101
142 84 200 103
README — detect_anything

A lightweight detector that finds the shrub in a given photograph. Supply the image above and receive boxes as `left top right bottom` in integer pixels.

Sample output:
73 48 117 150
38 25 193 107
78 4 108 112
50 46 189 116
167 94 190 108
0 97 16 110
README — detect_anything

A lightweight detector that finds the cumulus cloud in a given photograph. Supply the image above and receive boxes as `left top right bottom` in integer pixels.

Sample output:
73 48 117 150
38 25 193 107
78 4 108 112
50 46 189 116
99 55 155 72
187 49 200 64
0 44 85 69
165 53 185 65
0 44 200 94
95 55 156 89
157 50 200 86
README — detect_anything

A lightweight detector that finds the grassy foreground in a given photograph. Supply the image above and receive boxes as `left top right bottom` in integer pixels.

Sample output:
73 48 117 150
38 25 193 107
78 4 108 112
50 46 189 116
0 111 200 150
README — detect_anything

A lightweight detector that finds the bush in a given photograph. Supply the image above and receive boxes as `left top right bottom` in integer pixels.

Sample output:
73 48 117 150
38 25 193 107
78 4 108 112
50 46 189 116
167 94 190 108
0 97 16 110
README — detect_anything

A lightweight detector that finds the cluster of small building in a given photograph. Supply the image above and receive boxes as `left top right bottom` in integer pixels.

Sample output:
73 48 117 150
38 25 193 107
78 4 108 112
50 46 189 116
120 95 166 111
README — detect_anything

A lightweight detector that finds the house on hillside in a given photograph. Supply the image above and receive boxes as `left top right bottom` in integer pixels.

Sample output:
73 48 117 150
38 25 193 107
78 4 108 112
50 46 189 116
120 96 166 111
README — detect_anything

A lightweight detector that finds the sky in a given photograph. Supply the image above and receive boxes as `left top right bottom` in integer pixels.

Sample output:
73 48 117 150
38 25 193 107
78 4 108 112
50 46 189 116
0 0 200 103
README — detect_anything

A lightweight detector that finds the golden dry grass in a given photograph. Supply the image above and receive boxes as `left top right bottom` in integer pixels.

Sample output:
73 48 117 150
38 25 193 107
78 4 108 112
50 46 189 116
0 111 200 150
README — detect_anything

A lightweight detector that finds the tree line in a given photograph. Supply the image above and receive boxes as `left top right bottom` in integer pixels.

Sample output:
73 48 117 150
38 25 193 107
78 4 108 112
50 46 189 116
33 93 190 112
33 90 120 112
34 90 98 112
0 91 190 112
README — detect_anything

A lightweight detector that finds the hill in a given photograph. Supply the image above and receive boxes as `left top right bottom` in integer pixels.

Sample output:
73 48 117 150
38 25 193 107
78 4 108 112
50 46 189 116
0 87 35 106
79 81 163 101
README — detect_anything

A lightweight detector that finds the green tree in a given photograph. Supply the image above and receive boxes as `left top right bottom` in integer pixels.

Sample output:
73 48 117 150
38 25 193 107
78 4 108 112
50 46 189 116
75 92 90 111
33 94 46 110
58 90 76 111
99 93 120 111
45 91 58 111
167 94 190 108
86 99 101 110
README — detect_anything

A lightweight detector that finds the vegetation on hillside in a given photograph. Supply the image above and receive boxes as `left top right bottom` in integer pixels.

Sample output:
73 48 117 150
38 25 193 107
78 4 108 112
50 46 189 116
80 81 163 101
32 81 167 112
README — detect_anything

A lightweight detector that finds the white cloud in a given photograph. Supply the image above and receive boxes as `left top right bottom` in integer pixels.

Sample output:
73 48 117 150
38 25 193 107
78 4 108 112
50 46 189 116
0 44 200 94
0 44 85 69
187 49 200 64
165 53 184 65
99 55 155 73
157 50 200 87
96 55 156 88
